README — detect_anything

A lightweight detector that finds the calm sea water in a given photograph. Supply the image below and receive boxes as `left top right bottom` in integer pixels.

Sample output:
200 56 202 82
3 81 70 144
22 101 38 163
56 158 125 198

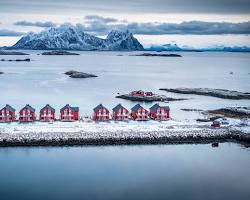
0 51 250 121
0 143 250 200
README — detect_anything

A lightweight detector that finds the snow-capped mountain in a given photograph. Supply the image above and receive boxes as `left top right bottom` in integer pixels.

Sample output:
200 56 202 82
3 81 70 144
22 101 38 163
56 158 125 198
145 43 250 52
12 25 144 51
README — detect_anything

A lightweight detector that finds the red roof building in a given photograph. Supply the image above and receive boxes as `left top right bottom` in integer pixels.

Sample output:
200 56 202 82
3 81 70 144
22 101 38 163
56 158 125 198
93 104 110 121
40 104 56 122
130 104 149 121
19 104 36 122
112 104 129 121
60 104 79 121
0 104 16 123
149 104 170 121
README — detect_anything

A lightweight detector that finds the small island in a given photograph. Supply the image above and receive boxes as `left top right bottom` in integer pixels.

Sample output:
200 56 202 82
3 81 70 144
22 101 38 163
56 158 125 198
0 50 29 55
42 50 80 55
0 58 31 62
132 53 182 57
209 107 250 119
116 90 187 102
65 70 98 78
160 88 250 100
0 72 3 75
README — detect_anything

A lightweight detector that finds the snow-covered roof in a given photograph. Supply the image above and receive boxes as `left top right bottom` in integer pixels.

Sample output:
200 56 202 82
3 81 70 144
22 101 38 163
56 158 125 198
112 104 128 112
93 104 109 112
60 104 79 112
40 104 55 112
150 104 170 112
3 104 16 112
20 104 35 112
131 104 146 112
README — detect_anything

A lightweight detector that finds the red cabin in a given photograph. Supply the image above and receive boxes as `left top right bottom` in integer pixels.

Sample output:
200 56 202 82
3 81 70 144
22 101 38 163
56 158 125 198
149 104 170 121
130 90 145 96
40 104 56 122
60 104 79 121
112 104 129 121
131 104 149 121
93 104 110 121
145 92 153 96
19 104 36 122
0 104 16 123
211 121 220 128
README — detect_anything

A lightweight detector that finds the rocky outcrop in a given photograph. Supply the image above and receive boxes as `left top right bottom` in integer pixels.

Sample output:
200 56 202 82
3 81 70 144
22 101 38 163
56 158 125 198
42 50 80 55
65 70 97 78
116 94 187 102
0 58 30 62
132 53 182 57
160 88 250 100
0 50 29 55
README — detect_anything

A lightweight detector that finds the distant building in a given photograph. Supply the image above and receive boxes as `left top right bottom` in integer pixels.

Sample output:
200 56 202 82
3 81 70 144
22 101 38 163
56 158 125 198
40 104 56 122
131 104 149 121
130 90 145 95
60 104 79 121
93 104 110 121
211 121 220 128
19 104 36 122
149 104 170 121
112 104 129 121
0 104 16 123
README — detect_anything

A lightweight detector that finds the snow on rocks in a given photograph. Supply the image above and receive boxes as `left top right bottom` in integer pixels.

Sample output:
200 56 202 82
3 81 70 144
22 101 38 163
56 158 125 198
0 120 232 146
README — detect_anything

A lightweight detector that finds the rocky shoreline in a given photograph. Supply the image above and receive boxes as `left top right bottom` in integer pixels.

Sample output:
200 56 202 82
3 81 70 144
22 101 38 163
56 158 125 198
160 88 250 100
0 50 29 55
132 53 182 57
116 94 187 102
0 122 249 147
42 50 80 55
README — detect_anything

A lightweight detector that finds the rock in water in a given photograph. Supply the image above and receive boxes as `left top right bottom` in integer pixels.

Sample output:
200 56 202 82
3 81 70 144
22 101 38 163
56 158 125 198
0 72 3 74
42 50 80 55
11 25 144 51
65 70 97 78
0 50 29 55
160 88 250 100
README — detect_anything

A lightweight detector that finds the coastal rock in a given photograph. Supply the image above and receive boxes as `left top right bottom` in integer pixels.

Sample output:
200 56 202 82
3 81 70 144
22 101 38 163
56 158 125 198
0 50 29 55
132 53 182 57
65 70 97 78
160 88 250 100
0 58 30 62
116 94 187 102
209 107 250 119
42 50 80 55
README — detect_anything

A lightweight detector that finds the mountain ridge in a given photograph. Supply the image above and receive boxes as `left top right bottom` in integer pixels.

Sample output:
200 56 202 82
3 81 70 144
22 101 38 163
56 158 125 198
11 25 144 51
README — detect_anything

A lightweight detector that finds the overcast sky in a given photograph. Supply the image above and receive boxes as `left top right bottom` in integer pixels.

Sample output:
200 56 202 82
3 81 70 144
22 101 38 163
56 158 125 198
0 0 250 47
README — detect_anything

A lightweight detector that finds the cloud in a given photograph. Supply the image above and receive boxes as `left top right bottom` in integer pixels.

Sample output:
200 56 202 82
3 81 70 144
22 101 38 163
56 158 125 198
84 15 118 23
14 20 56 28
79 15 250 35
1 0 250 14
0 29 24 36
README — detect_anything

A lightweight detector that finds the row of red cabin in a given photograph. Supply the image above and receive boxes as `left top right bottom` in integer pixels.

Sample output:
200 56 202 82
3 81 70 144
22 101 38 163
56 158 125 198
0 103 170 123
130 90 153 96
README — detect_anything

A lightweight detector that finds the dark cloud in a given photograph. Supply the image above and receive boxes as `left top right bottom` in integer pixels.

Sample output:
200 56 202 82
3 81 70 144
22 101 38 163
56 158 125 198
1 0 250 14
0 29 24 36
84 15 118 23
79 15 250 35
14 20 56 28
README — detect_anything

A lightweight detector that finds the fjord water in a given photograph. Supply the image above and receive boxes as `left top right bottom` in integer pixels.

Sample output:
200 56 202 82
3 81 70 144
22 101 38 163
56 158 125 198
0 143 250 200
0 51 250 121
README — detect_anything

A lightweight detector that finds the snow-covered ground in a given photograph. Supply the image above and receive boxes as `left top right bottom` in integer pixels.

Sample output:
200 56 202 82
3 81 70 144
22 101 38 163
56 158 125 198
0 119 249 145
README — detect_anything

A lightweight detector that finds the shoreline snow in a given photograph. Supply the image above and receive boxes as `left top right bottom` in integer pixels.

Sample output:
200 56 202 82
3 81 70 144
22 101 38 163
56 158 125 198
0 121 249 147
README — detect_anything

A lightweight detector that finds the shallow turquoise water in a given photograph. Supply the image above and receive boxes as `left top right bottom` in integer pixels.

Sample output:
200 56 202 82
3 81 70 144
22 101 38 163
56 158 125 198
0 143 250 200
